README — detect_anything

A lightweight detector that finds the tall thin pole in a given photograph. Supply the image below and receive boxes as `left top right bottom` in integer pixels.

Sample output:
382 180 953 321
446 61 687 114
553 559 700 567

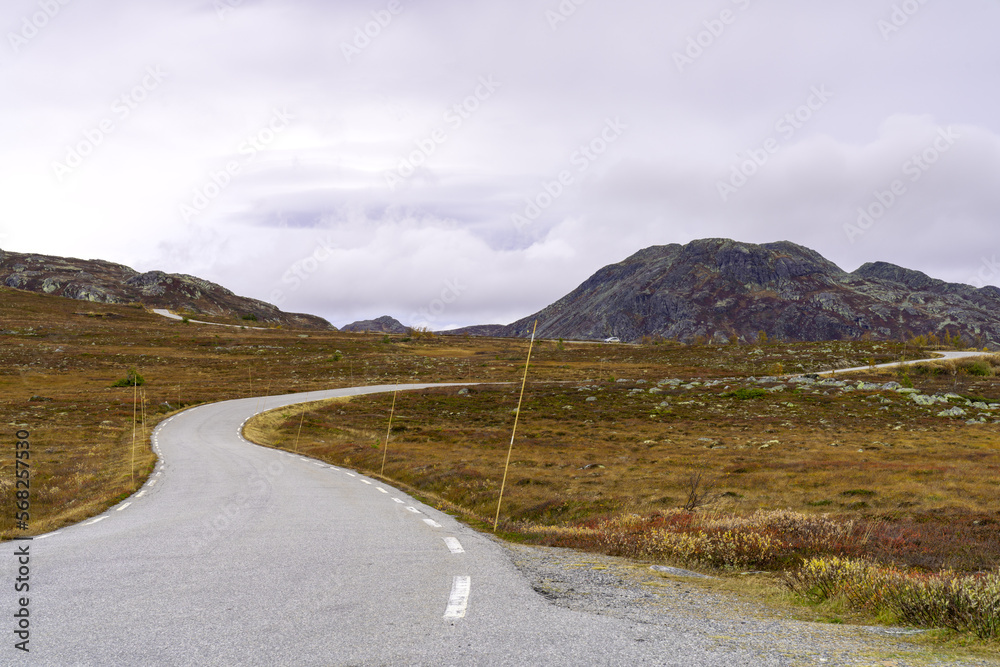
131 376 137 486
293 410 305 453
380 388 398 476
140 388 148 446
494 321 538 531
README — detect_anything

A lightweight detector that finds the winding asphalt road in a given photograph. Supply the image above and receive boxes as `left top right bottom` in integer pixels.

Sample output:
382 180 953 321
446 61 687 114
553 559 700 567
3 383 799 666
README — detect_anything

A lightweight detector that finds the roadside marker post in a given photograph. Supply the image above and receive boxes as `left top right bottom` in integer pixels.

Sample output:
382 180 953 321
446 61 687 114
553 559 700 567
380 388 398 477
494 320 538 532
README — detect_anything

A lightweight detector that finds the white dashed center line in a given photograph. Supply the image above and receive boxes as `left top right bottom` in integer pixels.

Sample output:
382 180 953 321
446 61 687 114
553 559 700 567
361 479 372 485
405 507 421 514
376 488 388 494
444 576 471 619
392 498 404 504
444 537 465 554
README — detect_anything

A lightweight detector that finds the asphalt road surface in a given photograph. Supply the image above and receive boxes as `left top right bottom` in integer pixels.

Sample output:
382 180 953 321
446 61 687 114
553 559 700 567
818 349 989 376
0 382 959 666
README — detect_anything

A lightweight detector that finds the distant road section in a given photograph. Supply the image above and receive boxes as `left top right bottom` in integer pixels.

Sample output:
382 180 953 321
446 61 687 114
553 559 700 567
152 308 269 330
820 350 990 376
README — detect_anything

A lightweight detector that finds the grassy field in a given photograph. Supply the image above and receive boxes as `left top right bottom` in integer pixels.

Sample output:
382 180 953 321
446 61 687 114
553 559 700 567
2 284 998 648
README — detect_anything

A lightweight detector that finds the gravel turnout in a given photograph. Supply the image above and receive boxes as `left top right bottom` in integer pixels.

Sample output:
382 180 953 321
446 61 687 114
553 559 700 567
502 541 996 666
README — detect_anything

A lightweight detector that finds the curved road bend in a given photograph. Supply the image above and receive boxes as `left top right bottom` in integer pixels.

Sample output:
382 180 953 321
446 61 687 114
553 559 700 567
818 349 989 376
4 384 882 665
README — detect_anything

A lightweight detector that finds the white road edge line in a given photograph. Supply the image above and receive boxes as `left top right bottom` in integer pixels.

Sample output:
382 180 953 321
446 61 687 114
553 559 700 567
392 498 405 504
424 519 442 528
136 490 147 498
116 503 132 512
444 576 471 619
406 507 421 514
376 488 388 494
85 517 108 526
444 537 465 554
36 531 61 540
361 479 372 485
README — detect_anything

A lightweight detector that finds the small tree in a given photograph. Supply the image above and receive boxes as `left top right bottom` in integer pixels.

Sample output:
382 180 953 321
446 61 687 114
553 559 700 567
112 368 145 387
681 471 719 512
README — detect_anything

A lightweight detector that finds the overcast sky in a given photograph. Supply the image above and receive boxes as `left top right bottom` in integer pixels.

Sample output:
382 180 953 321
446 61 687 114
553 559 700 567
2 1 998 329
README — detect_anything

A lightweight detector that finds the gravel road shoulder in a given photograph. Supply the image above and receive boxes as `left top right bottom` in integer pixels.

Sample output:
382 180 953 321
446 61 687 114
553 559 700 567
500 541 998 666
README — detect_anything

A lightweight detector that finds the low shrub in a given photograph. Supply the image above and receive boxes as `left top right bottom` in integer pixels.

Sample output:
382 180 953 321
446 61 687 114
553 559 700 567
111 368 145 387
595 509 854 570
785 557 1000 638
722 388 767 400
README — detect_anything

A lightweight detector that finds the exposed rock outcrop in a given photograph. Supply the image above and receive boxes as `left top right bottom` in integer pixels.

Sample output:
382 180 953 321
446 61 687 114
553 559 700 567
341 315 408 334
495 239 1000 346
0 248 335 330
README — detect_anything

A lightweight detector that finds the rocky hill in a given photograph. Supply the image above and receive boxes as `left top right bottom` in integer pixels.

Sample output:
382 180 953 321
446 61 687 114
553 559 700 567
0 248 335 330
341 315 408 334
497 238 1000 346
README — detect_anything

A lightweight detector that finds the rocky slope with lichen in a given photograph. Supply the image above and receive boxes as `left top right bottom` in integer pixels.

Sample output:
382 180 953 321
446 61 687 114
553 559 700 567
0 247 334 330
496 238 1000 346
341 315 408 334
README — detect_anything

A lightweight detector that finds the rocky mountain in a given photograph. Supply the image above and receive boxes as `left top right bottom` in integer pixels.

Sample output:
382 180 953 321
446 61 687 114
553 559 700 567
441 324 507 338
495 238 1000 347
341 315 408 334
0 248 335 330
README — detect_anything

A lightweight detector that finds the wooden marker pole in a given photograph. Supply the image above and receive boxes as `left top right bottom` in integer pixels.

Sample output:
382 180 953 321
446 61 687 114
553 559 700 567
381 389 398 477
494 321 538 532
293 410 306 453
131 376 137 486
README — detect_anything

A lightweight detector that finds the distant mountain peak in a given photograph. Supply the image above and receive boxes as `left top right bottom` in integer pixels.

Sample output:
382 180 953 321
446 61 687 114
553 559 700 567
495 238 1000 346
341 315 408 334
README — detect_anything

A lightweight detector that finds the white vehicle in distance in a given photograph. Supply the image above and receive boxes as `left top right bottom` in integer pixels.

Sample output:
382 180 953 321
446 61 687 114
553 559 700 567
604 336 621 343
